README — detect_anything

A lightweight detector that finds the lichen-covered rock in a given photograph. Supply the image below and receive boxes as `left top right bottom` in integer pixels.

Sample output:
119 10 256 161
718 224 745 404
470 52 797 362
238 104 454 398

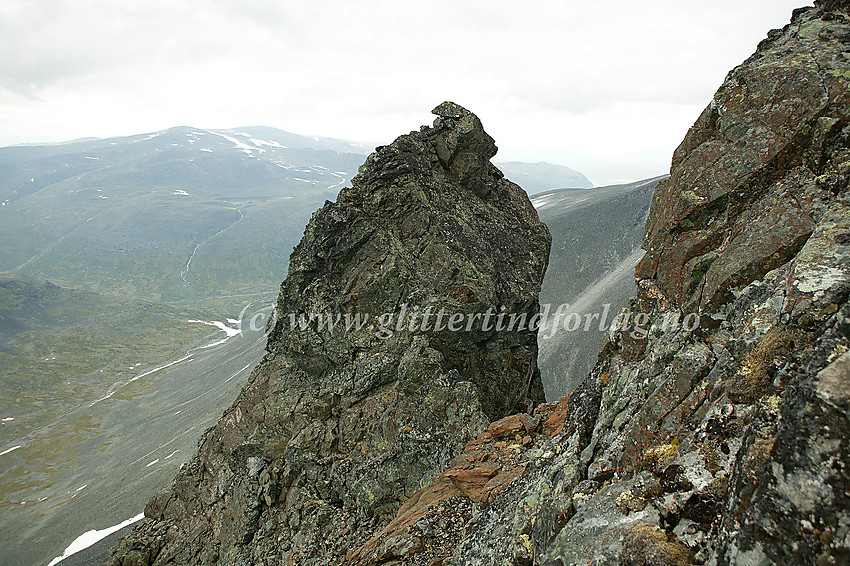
619 524 695 566
108 103 551 566
635 0 850 313
110 2 850 564
329 3 850 566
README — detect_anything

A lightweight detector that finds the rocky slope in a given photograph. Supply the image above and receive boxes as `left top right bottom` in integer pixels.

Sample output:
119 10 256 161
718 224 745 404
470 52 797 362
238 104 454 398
536 176 664 399
113 2 850 564
0 272 269 566
333 3 850 565
109 102 551 565
0 124 591 565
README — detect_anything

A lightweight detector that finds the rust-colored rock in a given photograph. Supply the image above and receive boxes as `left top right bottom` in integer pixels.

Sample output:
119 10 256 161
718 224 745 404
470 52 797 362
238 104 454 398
486 412 538 439
444 462 500 501
344 431 529 565
542 394 572 437
634 7 850 312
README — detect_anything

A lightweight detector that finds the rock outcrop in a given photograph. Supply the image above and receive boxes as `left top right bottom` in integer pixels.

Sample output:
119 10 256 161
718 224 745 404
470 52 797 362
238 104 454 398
109 102 551 565
315 2 850 565
113 2 850 564
635 1 850 314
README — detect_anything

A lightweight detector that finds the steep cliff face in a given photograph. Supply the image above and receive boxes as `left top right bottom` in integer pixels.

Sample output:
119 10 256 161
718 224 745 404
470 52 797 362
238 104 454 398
109 102 551 565
635 1 850 314
537 177 663 399
331 3 850 565
112 3 850 564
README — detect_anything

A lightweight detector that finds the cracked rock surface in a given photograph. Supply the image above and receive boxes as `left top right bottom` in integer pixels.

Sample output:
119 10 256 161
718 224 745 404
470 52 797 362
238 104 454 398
321 3 850 565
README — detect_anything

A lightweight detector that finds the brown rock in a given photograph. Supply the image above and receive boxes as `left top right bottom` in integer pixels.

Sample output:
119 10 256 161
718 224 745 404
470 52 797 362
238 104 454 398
620 524 696 566
542 394 571 437
487 412 539 439
444 462 500 501
635 13 850 312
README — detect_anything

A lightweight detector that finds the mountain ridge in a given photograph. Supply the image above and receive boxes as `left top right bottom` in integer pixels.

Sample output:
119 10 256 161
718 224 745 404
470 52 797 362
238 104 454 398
0 125 590 311
0 123 619 565
110 100 552 565
109 2 850 564
331 3 850 564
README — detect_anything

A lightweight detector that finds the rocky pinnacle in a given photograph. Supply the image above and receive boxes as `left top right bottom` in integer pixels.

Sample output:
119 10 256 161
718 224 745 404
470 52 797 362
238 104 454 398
109 102 551 565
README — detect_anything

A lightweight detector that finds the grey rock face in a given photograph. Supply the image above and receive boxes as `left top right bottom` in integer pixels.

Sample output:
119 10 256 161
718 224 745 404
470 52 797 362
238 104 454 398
319 4 850 566
431 101 498 197
108 102 551 566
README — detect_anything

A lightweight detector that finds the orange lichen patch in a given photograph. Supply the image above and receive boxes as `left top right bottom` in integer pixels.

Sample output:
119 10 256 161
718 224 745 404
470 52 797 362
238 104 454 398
445 461 500 501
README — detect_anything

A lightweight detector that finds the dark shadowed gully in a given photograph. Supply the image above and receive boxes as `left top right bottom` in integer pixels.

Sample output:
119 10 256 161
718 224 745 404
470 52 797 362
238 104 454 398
112 2 850 564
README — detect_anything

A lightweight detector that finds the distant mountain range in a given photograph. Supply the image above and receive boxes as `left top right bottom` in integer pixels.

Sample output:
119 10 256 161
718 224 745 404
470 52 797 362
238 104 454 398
496 160 592 193
0 125 608 565
0 126 592 311
5 3 840 564
0 127 368 309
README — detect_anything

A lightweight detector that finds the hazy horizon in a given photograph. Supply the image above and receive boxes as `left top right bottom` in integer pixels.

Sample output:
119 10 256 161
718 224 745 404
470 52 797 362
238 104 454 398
1 0 807 185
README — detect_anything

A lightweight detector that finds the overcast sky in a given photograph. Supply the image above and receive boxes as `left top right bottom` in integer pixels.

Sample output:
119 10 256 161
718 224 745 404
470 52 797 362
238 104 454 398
1 0 807 185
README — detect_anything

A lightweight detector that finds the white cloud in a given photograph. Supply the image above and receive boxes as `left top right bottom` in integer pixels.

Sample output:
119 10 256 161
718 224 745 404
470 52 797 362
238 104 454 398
0 0 808 185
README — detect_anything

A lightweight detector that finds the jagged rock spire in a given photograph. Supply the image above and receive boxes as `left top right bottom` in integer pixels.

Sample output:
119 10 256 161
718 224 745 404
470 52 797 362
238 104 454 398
110 104 551 566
